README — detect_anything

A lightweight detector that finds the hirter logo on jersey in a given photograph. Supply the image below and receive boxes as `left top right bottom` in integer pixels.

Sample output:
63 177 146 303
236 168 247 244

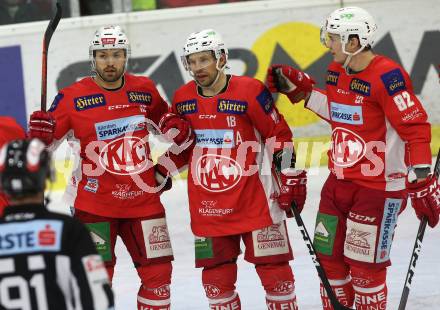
326 70 339 86
195 154 242 192
176 99 197 115
99 136 149 175
331 127 366 167
217 99 248 115
349 78 371 96
74 94 106 111
127 91 152 105
380 68 407 96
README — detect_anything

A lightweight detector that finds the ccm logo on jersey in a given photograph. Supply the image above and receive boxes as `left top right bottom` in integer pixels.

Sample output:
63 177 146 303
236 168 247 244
380 68 406 96
176 99 197 115
256 88 274 114
127 91 152 105
349 78 371 96
74 94 106 111
326 70 339 86
217 99 248 114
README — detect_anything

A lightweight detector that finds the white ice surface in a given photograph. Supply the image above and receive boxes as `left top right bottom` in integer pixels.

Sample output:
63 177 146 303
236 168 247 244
47 167 440 309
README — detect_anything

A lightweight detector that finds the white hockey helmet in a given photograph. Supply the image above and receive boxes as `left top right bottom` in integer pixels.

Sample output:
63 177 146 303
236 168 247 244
320 7 377 55
181 29 228 71
89 25 131 72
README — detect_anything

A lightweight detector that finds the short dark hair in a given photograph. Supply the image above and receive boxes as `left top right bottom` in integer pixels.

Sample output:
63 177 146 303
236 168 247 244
348 34 372 51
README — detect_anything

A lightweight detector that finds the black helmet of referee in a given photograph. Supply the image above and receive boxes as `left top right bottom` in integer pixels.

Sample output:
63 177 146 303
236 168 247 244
0 139 52 198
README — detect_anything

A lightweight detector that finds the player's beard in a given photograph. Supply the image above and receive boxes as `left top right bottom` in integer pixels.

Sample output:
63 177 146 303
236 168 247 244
96 66 124 83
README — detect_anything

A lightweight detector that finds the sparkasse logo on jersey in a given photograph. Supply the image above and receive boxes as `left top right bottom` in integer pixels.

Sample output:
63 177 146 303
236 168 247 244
95 115 145 141
195 129 234 148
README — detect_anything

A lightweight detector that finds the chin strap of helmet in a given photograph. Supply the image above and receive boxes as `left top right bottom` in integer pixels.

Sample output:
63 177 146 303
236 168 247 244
342 44 366 74
192 58 227 90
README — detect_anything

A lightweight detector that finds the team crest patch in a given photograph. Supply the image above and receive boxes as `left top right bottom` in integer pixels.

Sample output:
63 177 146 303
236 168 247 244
127 91 152 105
217 99 248 114
350 78 371 96
326 70 339 86
256 88 274 114
48 93 64 112
84 178 99 193
74 94 106 111
176 99 197 115
380 68 406 96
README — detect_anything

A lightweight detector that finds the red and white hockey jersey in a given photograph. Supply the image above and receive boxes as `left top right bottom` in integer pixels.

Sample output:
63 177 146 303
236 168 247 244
171 75 293 237
306 55 431 191
49 74 168 218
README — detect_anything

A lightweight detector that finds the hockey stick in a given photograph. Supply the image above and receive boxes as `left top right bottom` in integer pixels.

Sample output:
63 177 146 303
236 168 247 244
398 149 440 310
41 2 62 111
290 202 354 310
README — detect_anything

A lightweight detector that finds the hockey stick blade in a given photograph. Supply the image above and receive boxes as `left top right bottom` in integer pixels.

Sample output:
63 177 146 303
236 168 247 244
290 202 353 310
41 2 62 111
398 148 440 310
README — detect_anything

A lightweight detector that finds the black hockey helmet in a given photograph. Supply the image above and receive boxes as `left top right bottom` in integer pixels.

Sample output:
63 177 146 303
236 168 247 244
0 139 53 198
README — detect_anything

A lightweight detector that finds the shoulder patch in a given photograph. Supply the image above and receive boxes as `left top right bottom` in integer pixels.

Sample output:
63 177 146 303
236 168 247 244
48 93 64 112
217 99 248 114
326 70 339 86
350 78 371 96
74 94 106 111
256 88 274 114
380 68 406 96
127 91 152 105
176 99 197 115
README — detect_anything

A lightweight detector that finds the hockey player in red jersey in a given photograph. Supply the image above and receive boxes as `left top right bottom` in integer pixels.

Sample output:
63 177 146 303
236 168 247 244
28 25 192 310
0 116 26 214
267 7 439 310
158 29 307 310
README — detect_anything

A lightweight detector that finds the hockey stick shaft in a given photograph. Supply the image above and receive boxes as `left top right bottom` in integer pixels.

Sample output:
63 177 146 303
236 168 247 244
290 203 353 310
398 148 440 310
41 2 62 111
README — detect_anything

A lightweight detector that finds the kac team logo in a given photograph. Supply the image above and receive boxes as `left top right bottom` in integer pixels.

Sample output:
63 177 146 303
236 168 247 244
99 136 149 175
195 154 242 192
331 127 366 167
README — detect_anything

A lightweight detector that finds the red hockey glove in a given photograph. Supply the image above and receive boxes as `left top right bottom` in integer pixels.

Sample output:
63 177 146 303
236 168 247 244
407 175 440 228
277 169 307 215
267 65 315 104
159 113 194 146
28 111 56 145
